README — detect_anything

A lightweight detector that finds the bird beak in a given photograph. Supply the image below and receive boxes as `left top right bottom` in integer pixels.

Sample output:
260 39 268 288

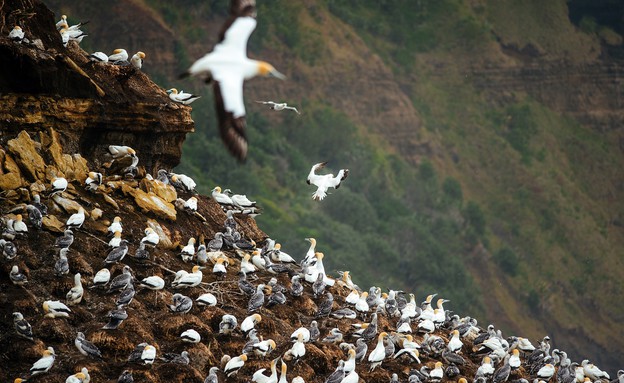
269 69 286 80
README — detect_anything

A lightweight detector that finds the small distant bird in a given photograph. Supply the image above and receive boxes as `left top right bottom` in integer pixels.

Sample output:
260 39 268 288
241 313 262 334
205 367 219 383
219 314 238 335
32 194 48 216
91 268 111 288
66 207 86 229
247 284 265 312
66 273 84 305
85 171 103 192
141 345 157 365
43 300 72 318
306 162 349 201
160 350 190 364
9 26 25 42
180 0 286 162
108 231 122 248
172 265 203 288
141 227 159 247
0 239 17 259
88 51 108 63
54 248 70 277
108 48 129 62
13 214 28 234
104 239 129 264
102 305 128 330
196 293 217 307
116 284 136 306
108 145 136 159
184 196 198 212
13 312 33 340
130 51 146 69
256 101 300 114
26 205 43 230
167 88 201 105
180 237 196 262
10 265 27 285
29 346 56 376
65 371 87 383
107 216 122 235
75 332 102 359
170 173 197 192
107 265 133 293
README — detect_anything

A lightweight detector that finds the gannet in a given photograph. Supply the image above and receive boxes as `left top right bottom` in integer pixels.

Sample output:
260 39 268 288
213 257 228 278
368 332 388 371
476 356 495 378
108 231 122 248
248 284 265 312
141 345 156 365
224 354 248 377
116 284 136 306
316 292 334 318
394 335 421 363
291 327 311 343
582 360 610 380
50 177 68 196
26 205 42 230
104 239 129 264
355 291 370 314
167 88 201 105
181 329 201 343
141 227 159 247
169 293 193 313
306 162 349 201
270 243 296 263
343 348 357 374
538 364 556 380
180 237 196 262
107 265 133 292
509 348 521 370
10 265 27 285
75 332 102 359
107 216 122 235
205 367 219 383
55 229 74 249
252 339 276 358
172 265 203 288
29 346 55 376
447 329 463 353
241 313 262 334
326 360 345 383
65 371 87 383
219 314 238 335
66 273 84 305
9 26 25 42
1 239 17 259
160 350 190 364
85 171 102 192
108 49 129 62
181 0 286 161
130 51 145 69
13 312 33 340
212 186 234 206
224 189 257 208
290 275 304 297
331 308 357 319
108 145 135 159
102 305 128 329
170 172 196 192
256 100 300 114
322 328 343 344
88 51 108 63
66 207 86 229
53 249 69 277
238 271 256 295
240 253 256 274
11 214 27 234
183 196 198 212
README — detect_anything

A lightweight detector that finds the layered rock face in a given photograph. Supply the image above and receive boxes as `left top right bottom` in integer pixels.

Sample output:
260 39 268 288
0 0 194 174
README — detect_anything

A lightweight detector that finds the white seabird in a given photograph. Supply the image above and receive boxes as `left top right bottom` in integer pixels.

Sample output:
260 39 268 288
108 48 129 62
181 0 286 162
108 231 122 248
107 216 122 235
181 329 201 343
141 227 159 247
252 339 277 358
85 171 103 191
13 214 27 234
180 237 196 262
75 332 102 359
88 51 108 63
170 173 197 192
66 207 86 229
252 357 278 383
10 265 27 285
212 186 234 206
65 371 87 383
9 26 25 42
13 312 33 340
367 332 388 371
255 100 300 114
172 265 204 288
50 177 68 196
168 88 201 105
196 292 217 307
130 51 145 69
241 313 262 334
66 273 84 305
306 162 349 201
29 346 56 376
141 345 157 365
108 145 136 159
224 354 248 377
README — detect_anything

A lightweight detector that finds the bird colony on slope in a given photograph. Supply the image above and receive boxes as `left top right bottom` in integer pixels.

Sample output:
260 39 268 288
3 0 622 383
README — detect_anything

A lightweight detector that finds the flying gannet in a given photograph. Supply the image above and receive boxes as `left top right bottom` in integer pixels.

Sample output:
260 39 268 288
256 101 300 114
306 162 349 201
181 0 286 162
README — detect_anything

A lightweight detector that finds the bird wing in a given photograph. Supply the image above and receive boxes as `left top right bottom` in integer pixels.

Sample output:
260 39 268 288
218 0 256 45
256 100 276 105
214 78 248 161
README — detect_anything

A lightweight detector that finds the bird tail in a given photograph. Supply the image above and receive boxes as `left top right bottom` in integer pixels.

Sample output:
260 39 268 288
312 190 327 201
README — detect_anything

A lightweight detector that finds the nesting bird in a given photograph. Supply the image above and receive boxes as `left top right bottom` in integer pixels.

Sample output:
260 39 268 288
168 88 201 105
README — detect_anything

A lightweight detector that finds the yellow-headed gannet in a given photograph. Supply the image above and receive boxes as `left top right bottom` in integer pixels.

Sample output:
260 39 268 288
88 51 108 63
167 88 201 105
130 51 145 69
213 257 228 278
252 339 276 358
291 327 310 343
29 346 55 376
66 207 86 229
108 231 122 248
224 354 247 377
301 237 317 266
241 313 261 334
476 356 495 378
75 332 102 359
170 172 197 192
8 26 25 42
107 216 122 235
270 243 296 263
180 237 196 262
196 292 217 307
367 332 388 371
447 329 463 353
306 162 349 201
355 291 370 314
509 348 521 370
181 0 286 162
240 253 256 274
212 186 234 206
172 265 203 288
429 361 444 382
582 360 610 380
108 49 128 63
13 312 33 340
108 145 135 159
65 371 87 383
278 360 288 383
50 176 68 196
141 227 159 247
255 100 300 114
141 345 156 365
66 273 84 305
537 364 556 380
343 348 357 374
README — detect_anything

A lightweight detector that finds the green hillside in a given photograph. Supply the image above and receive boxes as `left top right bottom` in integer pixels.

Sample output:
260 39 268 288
46 0 624 372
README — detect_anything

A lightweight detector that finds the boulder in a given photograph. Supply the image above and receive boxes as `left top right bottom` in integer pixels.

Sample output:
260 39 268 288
6 131 46 182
